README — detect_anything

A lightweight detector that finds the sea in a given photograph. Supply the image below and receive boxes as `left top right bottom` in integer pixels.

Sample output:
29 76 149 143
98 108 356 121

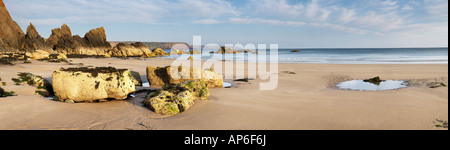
163 47 448 64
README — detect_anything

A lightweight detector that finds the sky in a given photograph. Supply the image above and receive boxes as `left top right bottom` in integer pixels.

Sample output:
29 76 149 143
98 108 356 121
4 0 449 48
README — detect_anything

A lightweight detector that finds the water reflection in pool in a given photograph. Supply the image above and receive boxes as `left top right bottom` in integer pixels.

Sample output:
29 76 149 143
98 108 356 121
337 80 407 91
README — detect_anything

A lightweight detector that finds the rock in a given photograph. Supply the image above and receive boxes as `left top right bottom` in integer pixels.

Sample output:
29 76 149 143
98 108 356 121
49 53 67 60
49 25 111 56
144 80 210 115
363 76 385 85
144 90 180 115
291 50 301 52
0 0 25 52
146 65 223 88
217 46 237 54
14 72 53 97
163 80 210 100
30 50 50 60
152 48 167 56
168 49 182 55
190 50 202 54
0 87 15 97
21 23 52 52
110 42 152 57
52 67 136 103
130 71 143 86
188 56 194 61
428 82 447 88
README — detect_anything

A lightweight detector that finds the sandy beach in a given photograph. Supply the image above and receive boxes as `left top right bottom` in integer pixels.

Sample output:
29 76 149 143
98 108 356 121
0 58 447 130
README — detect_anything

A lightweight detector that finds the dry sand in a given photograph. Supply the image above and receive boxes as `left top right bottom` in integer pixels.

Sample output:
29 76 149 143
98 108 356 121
0 58 448 130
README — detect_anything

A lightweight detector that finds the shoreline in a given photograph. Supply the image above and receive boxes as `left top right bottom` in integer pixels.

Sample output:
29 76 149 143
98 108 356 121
0 58 448 130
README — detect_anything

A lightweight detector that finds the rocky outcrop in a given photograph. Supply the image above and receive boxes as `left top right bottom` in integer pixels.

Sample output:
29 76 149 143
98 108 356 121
144 80 210 115
0 0 25 52
109 42 154 57
21 23 52 52
52 67 136 103
52 26 111 56
146 65 223 88
152 48 167 56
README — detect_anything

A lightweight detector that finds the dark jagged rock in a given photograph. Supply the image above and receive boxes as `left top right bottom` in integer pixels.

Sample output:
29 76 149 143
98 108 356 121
46 24 72 49
52 26 111 56
0 0 25 52
363 76 385 85
21 23 52 52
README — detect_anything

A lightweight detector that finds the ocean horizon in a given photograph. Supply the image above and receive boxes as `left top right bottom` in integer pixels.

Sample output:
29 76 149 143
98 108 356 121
163 47 449 64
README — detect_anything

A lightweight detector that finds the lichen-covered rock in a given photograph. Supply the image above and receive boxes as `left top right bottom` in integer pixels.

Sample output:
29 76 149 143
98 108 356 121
13 72 53 97
144 90 180 115
52 67 136 103
146 65 223 88
152 48 167 56
163 80 210 100
144 80 209 115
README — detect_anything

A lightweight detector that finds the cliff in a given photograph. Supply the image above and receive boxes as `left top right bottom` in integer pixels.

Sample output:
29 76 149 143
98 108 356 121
0 0 25 51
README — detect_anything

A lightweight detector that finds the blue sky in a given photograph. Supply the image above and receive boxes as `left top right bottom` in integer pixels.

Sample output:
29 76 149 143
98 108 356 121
4 0 449 48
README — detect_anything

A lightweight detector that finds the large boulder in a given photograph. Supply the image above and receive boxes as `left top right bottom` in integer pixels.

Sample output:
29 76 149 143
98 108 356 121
52 67 136 103
30 50 50 60
146 65 223 88
144 80 209 115
152 48 167 56
110 42 153 57
0 0 25 52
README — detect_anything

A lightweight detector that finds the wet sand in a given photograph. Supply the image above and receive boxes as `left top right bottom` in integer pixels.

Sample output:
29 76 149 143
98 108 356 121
0 58 448 130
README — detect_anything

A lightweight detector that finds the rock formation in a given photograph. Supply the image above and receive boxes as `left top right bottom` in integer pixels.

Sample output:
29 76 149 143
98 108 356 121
144 80 210 115
109 42 153 57
152 48 167 56
21 23 52 52
146 65 223 88
52 26 111 56
52 67 136 103
0 0 25 52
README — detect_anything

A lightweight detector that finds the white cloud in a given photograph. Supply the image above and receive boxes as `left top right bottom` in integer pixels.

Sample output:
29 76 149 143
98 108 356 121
424 0 448 18
228 17 306 26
